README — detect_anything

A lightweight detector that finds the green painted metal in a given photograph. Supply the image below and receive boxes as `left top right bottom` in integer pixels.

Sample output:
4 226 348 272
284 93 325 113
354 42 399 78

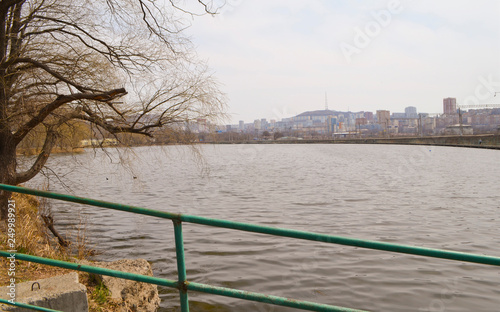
0 252 367 312
0 299 63 312
185 282 367 312
173 220 189 312
2 183 500 312
1 184 499 267
0 251 178 288
179 215 500 267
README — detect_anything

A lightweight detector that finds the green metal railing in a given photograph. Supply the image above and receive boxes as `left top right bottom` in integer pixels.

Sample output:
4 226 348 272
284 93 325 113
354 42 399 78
1 184 500 312
0 299 62 311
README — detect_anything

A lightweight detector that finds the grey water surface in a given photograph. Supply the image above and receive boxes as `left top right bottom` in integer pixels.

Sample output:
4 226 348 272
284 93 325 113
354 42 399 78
30 144 500 312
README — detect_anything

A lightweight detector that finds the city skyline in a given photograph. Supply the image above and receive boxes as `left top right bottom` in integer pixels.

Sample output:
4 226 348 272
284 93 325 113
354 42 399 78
215 96 500 138
234 102 432 125
184 1 500 124
232 97 445 125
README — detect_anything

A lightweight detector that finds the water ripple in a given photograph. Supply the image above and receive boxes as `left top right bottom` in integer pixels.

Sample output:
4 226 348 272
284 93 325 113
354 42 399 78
32 144 500 312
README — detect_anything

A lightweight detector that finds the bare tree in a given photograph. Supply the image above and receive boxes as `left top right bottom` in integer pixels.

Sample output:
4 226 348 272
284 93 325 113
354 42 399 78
0 0 226 219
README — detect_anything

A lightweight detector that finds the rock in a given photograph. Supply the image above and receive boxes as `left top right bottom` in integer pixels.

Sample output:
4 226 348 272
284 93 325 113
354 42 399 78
0 272 88 312
82 259 160 312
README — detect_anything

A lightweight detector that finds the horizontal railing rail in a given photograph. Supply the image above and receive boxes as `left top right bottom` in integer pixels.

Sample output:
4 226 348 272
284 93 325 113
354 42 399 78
0 299 62 312
1 184 500 311
0 251 362 312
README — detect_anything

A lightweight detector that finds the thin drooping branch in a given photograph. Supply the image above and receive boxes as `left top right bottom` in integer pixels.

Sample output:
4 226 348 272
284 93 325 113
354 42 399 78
76 108 158 137
0 0 227 222
168 0 218 16
30 15 129 66
12 58 100 92
13 88 127 144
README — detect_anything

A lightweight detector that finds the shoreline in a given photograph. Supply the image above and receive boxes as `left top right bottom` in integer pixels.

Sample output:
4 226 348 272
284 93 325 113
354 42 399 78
15 134 500 156
16 147 85 156
206 133 500 150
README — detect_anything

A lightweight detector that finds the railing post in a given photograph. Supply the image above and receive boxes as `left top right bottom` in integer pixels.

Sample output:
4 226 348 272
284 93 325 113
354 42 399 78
173 219 189 312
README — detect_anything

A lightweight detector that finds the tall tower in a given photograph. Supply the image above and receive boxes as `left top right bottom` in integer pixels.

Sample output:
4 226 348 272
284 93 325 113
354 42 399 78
325 92 328 111
443 98 457 115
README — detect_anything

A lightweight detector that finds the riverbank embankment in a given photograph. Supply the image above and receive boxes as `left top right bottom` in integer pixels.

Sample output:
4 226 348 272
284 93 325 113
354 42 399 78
215 134 500 150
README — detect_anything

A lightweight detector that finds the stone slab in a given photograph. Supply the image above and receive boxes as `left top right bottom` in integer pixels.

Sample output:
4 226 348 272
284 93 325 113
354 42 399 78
0 272 88 312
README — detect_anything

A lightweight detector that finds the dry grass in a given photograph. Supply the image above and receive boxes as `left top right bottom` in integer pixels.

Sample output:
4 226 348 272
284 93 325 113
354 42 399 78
0 192 116 311
79 272 122 312
0 192 73 285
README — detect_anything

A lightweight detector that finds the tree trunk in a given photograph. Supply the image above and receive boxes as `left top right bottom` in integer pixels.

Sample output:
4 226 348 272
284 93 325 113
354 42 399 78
0 129 17 220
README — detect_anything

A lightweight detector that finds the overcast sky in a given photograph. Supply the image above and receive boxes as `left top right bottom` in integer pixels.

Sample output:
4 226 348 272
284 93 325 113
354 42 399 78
185 0 500 124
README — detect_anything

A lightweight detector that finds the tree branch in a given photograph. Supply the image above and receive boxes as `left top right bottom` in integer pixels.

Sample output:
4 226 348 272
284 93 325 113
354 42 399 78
13 87 127 144
0 0 24 13
7 1 23 61
15 127 58 184
41 215 69 247
168 0 218 16
76 109 156 137
12 57 99 92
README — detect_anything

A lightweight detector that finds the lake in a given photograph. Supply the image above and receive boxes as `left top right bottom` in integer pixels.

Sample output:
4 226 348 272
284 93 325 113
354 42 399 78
29 144 500 311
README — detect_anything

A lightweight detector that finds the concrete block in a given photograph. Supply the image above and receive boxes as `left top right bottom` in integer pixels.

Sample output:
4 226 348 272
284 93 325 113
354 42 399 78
0 272 88 312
